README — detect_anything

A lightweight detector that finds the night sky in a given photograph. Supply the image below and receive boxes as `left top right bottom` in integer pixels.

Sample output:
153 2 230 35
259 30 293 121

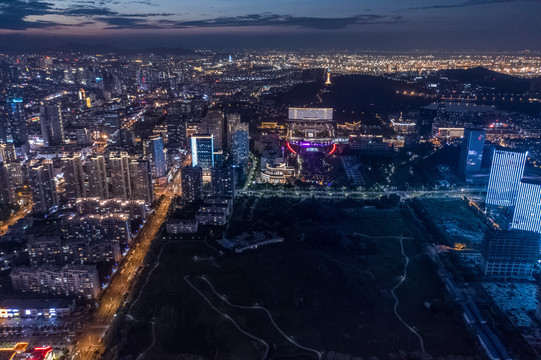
0 0 540 50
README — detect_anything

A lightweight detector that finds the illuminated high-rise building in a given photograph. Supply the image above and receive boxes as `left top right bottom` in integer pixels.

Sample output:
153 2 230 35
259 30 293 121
200 110 224 151
511 180 541 233
108 152 131 200
40 104 64 146
231 123 249 167
486 150 527 208
0 163 15 205
61 153 86 200
129 158 154 204
458 129 485 183
144 135 167 178
181 166 203 202
211 166 235 198
28 159 58 213
191 135 214 170
2 98 27 146
86 155 108 199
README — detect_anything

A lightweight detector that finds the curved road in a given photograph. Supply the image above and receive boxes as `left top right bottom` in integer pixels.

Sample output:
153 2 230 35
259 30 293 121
198 275 323 360
390 237 426 354
184 275 270 360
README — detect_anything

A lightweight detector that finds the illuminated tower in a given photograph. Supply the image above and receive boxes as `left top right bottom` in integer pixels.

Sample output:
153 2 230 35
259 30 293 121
486 150 527 208
325 69 331 85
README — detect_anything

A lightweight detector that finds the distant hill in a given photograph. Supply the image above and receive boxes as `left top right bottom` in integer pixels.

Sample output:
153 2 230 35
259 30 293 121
436 67 531 93
272 74 434 120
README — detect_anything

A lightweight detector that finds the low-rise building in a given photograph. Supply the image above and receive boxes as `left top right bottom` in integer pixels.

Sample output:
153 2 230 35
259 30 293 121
0 298 75 318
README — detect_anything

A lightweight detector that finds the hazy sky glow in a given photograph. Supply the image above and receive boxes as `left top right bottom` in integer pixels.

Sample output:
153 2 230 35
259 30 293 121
0 0 540 50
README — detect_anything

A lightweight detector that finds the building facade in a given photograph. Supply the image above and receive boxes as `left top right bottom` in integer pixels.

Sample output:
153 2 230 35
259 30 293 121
486 150 527 207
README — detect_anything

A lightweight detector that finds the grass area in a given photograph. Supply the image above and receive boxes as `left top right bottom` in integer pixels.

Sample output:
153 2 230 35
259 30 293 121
121 197 481 359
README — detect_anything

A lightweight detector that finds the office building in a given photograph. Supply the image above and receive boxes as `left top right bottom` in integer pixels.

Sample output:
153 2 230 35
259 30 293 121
226 114 241 150
181 166 203 202
166 104 185 149
231 122 249 167
0 163 15 205
3 98 27 146
459 129 485 183
200 110 224 150
511 180 541 233
481 230 540 278
191 135 214 169
129 158 155 204
144 135 167 178
108 152 131 200
10 264 100 299
211 166 235 198
486 150 527 207
40 104 64 146
61 153 86 200
86 155 108 199
28 159 58 213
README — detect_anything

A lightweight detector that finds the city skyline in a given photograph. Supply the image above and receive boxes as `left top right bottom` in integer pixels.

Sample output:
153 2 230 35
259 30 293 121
0 0 540 50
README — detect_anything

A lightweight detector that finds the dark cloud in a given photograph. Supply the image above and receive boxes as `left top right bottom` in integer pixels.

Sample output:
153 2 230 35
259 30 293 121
410 0 536 10
0 0 65 30
172 13 402 30
96 16 163 29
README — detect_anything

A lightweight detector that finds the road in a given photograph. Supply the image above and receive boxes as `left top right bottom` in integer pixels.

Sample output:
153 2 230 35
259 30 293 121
0 191 32 237
390 237 426 354
75 153 190 360
75 195 173 360
239 188 486 200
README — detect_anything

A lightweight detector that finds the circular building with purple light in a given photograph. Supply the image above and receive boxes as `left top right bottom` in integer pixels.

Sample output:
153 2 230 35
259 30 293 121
285 107 337 155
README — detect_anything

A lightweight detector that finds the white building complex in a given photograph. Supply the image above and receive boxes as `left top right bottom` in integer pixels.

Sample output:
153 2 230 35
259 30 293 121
486 150 527 208
511 180 541 233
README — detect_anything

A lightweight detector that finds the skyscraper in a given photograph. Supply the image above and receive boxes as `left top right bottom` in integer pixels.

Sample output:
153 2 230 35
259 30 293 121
166 104 185 149
145 135 167 178
486 150 527 208
86 155 108 199
231 122 249 167
458 129 485 183
481 230 540 278
0 163 15 205
200 110 224 151
61 153 86 200
226 114 241 150
108 152 131 200
3 98 27 146
511 180 541 233
40 104 64 146
191 135 214 169
211 166 235 198
28 159 58 213
181 166 203 202
129 158 155 204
